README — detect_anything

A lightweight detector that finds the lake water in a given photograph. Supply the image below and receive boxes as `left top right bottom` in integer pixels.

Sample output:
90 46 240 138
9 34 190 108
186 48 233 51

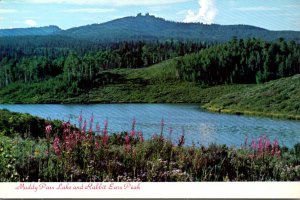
1 104 300 148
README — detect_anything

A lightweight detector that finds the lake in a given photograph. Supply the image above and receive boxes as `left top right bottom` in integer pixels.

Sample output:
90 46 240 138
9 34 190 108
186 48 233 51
1 104 300 148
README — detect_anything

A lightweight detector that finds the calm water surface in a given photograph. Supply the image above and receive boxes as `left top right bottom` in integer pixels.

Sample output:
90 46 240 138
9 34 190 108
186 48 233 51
1 104 300 148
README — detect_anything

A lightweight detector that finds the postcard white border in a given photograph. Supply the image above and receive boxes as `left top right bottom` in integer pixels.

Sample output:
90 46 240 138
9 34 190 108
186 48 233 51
0 182 300 198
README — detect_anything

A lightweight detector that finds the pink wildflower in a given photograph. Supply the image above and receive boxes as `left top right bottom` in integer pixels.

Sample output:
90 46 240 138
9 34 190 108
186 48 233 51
104 118 108 130
130 129 135 138
265 138 271 151
275 150 281 158
263 134 267 144
138 131 144 143
82 120 87 134
53 136 61 156
125 134 130 145
130 117 136 137
89 113 94 133
45 125 52 141
95 140 100 150
64 132 77 152
102 134 109 147
75 131 80 142
272 138 280 157
152 134 158 140
62 122 71 140
102 128 108 137
96 122 101 134
125 144 131 152
124 134 131 152
251 139 257 151
62 121 71 130
258 136 263 153
273 138 279 148
102 122 109 146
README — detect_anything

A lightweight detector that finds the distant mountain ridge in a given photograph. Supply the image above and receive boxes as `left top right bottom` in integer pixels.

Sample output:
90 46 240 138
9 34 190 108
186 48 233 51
62 15 270 42
1 14 299 43
0 25 61 37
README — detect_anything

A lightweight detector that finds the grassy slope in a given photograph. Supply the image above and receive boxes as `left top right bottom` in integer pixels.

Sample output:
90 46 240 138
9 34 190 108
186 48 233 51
0 59 248 104
0 59 299 119
203 74 300 120
84 60 248 104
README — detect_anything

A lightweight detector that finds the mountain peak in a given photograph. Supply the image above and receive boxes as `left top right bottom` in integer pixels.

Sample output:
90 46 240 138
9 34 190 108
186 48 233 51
136 12 157 18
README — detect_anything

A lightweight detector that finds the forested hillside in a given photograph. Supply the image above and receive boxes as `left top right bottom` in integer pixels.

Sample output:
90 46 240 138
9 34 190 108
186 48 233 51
1 37 299 89
0 41 206 88
176 38 300 85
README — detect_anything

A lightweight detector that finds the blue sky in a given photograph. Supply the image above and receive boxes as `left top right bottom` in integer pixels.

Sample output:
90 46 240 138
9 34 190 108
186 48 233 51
0 0 299 31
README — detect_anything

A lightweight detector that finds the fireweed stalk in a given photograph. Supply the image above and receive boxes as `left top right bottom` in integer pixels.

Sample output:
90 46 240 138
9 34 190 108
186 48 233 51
160 118 165 137
249 135 281 158
45 124 52 160
102 119 109 147
138 131 144 143
125 133 131 152
53 136 61 156
78 110 83 130
131 117 136 137
89 113 94 134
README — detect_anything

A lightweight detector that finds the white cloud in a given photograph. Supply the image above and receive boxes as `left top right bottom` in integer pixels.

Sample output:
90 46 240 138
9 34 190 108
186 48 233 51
62 8 115 13
268 13 300 17
234 6 280 12
0 9 17 14
184 0 217 24
176 9 187 15
21 0 190 6
24 19 37 27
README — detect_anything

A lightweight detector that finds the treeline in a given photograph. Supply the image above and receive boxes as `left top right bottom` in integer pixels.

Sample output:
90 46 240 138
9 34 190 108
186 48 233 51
176 38 300 84
0 41 207 87
0 35 103 59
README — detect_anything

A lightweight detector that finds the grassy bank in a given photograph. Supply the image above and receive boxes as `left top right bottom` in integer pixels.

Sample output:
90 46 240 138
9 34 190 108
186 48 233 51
1 110 300 182
203 74 300 120
0 60 299 120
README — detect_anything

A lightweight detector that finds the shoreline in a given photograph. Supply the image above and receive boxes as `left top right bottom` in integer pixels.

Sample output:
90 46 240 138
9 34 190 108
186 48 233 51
203 106 300 121
1 101 300 121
